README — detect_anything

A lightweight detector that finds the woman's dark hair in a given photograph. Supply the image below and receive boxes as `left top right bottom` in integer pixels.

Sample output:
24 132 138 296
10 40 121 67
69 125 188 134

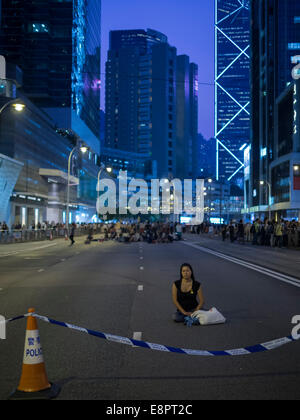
180 263 195 282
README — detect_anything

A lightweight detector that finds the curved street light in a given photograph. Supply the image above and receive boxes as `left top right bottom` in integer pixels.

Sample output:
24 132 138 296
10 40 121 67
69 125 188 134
97 165 113 219
12 103 26 112
260 180 271 220
203 177 214 221
66 144 89 234
0 99 26 115
0 99 26 228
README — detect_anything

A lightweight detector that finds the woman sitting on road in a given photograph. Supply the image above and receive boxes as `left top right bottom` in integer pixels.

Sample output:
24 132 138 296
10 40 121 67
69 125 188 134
172 263 205 323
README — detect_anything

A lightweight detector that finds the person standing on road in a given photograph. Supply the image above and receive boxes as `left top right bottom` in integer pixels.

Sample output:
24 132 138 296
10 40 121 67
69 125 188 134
221 224 227 241
237 220 245 244
252 219 260 245
175 223 183 240
1 221 9 232
229 221 235 243
69 223 76 246
274 221 283 248
172 263 205 323
290 221 298 247
282 221 289 248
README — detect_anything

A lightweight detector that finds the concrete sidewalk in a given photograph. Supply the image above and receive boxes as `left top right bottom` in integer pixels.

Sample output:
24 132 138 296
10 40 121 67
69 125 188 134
184 233 300 280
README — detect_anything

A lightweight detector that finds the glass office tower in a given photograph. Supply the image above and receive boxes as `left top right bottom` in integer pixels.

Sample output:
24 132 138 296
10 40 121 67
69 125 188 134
176 56 198 179
0 0 101 152
105 29 178 178
105 29 198 179
0 1 102 225
248 0 300 219
72 0 101 150
215 0 251 187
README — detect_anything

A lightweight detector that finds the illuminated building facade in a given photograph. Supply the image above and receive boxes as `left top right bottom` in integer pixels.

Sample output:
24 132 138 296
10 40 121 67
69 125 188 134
215 0 251 187
0 0 101 153
0 91 102 227
245 0 300 220
0 1 103 225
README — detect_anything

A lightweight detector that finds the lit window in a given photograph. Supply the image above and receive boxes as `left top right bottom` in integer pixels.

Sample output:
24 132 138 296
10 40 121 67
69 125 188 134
261 147 267 158
288 43 300 50
28 23 49 33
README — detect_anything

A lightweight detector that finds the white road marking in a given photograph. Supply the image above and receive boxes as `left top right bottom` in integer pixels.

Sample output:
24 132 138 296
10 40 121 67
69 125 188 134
38 269 45 273
140 266 144 271
183 242 300 289
0 243 57 258
0 251 18 257
133 332 142 341
138 285 144 291
24 258 41 260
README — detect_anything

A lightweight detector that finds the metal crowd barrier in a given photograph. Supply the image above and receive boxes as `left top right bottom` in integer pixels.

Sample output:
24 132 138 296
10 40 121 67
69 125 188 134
0 227 102 244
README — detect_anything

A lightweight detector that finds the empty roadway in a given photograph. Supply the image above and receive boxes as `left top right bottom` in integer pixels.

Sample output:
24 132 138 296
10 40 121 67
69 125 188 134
0 235 299 400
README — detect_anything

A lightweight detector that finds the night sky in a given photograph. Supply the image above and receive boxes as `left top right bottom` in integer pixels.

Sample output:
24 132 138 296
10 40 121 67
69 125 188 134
101 0 215 140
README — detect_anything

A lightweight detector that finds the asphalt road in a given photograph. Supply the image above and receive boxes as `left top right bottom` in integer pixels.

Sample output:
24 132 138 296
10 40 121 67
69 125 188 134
0 235 299 400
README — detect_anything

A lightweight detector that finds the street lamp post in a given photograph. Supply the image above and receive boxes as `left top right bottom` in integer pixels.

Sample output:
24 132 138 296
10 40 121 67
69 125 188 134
0 99 26 115
205 178 213 222
66 144 88 235
0 99 26 228
97 165 112 220
260 180 271 221
220 182 223 224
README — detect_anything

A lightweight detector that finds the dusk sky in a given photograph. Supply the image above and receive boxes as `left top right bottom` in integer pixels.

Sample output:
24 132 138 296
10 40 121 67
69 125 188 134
101 0 215 140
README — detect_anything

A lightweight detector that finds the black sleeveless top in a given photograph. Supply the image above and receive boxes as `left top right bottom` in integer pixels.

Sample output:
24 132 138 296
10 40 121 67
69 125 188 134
174 279 201 312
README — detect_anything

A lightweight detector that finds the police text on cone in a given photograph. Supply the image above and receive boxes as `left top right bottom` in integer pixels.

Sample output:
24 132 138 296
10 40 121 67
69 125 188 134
17 308 51 393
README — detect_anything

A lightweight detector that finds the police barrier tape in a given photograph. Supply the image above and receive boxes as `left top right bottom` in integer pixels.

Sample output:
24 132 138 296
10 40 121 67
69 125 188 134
5 313 299 357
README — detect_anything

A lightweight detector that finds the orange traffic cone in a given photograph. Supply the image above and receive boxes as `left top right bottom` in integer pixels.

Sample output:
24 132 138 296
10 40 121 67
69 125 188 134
9 308 60 400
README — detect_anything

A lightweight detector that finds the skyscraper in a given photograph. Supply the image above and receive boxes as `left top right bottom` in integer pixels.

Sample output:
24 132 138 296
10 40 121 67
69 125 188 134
151 39 178 178
105 29 198 179
0 0 101 153
0 1 102 226
105 29 176 178
215 0 251 187
248 0 300 219
176 56 198 179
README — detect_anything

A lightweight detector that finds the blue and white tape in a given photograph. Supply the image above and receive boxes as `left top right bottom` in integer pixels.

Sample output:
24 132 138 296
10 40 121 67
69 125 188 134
23 313 298 357
6 313 298 357
6 315 27 324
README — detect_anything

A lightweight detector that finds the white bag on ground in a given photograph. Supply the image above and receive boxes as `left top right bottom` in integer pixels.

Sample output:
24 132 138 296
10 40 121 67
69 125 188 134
192 308 226 326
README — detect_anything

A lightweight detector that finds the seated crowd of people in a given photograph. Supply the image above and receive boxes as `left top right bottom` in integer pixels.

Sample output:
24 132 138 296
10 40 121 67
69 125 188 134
94 222 184 244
